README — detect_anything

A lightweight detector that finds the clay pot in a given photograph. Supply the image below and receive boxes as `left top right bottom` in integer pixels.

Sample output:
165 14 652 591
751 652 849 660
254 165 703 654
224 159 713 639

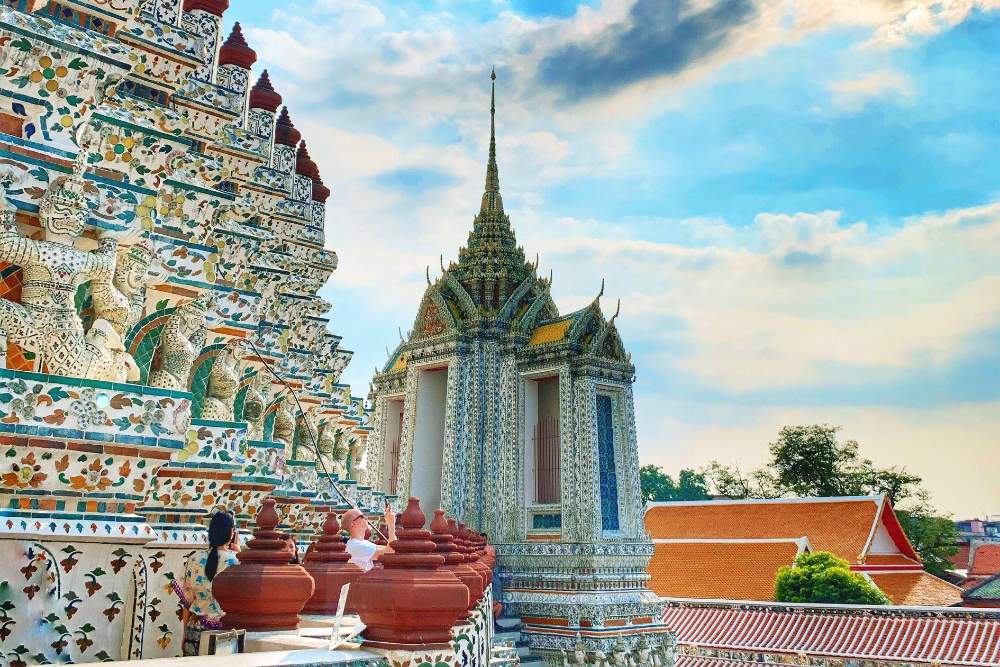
430 510 482 618
303 511 363 615
454 520 491 590
351 497 469 647
213 498 315 631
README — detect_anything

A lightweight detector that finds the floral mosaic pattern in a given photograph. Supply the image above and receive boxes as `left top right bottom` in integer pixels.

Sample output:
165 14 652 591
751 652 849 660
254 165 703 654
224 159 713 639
0 374 190 442
0 8 131 141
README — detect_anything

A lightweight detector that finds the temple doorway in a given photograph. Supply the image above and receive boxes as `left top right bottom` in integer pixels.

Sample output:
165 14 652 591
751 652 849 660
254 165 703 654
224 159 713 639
381 398 404 495
410 366 448 512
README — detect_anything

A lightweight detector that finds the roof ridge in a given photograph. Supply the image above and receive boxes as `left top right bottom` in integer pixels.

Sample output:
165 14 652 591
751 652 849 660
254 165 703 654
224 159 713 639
652 537 811 544
646 495 884 508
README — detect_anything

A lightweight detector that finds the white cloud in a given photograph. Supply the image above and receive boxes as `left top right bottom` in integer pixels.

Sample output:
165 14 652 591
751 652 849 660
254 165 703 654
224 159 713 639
519 201 1000 393
829 70 915 111
863 0 1000 48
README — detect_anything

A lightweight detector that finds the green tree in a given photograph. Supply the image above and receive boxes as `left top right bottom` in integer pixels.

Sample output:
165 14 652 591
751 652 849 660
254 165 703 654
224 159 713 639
767 425 925 503
703 460 780 499
639 465 710 502
896 493 960 577
768 425 866 497
775 551 889 605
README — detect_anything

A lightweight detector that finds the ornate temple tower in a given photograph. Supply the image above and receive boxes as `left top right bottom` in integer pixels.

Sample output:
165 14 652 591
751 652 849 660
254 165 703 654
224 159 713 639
367 72 669 659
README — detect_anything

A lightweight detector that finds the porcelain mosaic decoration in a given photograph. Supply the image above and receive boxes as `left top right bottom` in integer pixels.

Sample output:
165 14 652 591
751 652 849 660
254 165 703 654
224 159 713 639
366 73 670 661
0 1 374 663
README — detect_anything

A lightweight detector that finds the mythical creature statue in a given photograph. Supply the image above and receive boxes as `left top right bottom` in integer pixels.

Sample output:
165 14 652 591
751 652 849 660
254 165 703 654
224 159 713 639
559 635 590 666
346 434 364 480
271 393 295 452
90 239 158 381
316 419 338 469
292 406 319 461
241 371 266 440
634 635 653 666
200 340 241 421
91 240 153 338
0 148 139 381
148 297 208 390
609 636 630 666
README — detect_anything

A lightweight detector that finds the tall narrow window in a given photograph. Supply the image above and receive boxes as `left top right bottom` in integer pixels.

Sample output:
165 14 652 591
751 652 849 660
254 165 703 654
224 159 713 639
524 376 561 506
382 399 404 495
388 410 403 495
595 393 619 531
534 415 560 503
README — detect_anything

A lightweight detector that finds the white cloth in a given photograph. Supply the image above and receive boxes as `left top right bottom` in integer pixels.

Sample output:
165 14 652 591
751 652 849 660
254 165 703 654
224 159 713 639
345 538 378 572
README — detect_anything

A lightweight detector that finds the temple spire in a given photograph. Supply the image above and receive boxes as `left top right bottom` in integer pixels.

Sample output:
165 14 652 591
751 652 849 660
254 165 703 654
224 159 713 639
480 68 503 215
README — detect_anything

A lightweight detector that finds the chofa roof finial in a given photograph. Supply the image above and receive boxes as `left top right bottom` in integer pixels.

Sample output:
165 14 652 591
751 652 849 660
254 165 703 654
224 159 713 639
609 298 621 326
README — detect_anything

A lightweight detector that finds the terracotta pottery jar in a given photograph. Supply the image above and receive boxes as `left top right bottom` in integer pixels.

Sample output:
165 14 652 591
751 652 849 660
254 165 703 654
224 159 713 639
302 510 363 615
430 511 482 618
213 498 315 631
351 497 469 647
455 520 491 590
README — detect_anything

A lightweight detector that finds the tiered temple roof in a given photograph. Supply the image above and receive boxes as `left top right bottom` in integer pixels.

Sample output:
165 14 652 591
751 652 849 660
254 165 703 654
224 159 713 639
645 496 963 606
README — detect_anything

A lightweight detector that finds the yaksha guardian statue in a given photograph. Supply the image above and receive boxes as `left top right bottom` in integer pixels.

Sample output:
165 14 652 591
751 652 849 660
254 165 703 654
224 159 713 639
241 371 266 440
148 296 209 390
200 339 241 421
0 149 141 381
271 392 295 452
91 240 155 339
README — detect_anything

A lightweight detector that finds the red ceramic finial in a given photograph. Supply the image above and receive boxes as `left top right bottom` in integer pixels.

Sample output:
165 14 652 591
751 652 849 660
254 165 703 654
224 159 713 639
458 521 491 588
302 510 363 615
183 0 229 18
218 22 257 69
274 107 301 147
447 519 466 563
249 70 282 112
433 512 483 616
481 531 497 568
399 496 426 530
295 141 320 180
351 498 469 647
312 174 331 203
212 498 315 631
256 497 280 532
429 509 449 534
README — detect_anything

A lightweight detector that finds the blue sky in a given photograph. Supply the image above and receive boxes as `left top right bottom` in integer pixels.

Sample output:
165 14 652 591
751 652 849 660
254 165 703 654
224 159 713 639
226 0 1000 517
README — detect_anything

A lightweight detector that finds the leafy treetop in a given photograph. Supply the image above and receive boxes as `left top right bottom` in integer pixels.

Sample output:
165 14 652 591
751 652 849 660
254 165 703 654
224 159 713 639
775 551 890 605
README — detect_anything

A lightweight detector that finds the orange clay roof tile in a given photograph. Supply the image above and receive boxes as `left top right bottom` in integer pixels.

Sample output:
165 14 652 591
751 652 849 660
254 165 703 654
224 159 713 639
970 544 1000 576
869 571 963 606
647 540 802 601
645 499 881 563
